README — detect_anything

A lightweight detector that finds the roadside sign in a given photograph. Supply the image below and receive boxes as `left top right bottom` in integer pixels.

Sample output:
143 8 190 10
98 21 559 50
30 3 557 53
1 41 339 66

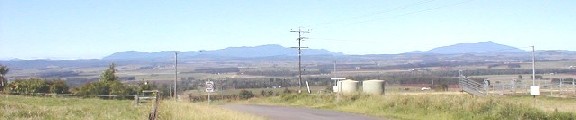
205 81 215 93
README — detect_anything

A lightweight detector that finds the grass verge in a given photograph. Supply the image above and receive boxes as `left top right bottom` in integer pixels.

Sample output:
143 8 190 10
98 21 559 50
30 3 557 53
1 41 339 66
1 95 264 120
1 95 148 120
157 101 265 120
248 94 576 120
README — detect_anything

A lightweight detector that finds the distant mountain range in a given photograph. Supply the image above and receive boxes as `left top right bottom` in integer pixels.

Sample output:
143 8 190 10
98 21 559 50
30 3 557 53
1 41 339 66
3 41 576 69
104 42 526 60
103 44 343 60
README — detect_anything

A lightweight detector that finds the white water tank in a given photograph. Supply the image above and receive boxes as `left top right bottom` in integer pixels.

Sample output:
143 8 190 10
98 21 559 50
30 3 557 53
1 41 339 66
362 80 385 95
338 79 359 95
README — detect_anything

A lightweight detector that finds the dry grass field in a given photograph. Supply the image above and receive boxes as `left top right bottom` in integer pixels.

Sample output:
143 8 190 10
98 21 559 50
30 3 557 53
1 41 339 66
0 95 264 120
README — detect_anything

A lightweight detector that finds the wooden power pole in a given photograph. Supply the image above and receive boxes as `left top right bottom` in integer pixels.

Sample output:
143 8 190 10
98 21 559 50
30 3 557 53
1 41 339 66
290 27 309 93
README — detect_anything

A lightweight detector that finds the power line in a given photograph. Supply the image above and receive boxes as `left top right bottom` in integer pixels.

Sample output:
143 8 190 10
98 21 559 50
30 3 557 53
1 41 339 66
311 38 530 53
344 0 475 27
310 0 475 30
308 0 437 29
290 27 310 94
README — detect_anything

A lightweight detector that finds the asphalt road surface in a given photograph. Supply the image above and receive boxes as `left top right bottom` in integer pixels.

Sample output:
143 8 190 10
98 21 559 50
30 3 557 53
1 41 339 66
223 104 382 120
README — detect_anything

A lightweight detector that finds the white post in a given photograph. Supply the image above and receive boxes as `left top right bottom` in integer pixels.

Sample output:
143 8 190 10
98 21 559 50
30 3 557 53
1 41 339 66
531 46 536 87
306 81 311 94
549 73 554 96
560 78 563 94
530 46 538 106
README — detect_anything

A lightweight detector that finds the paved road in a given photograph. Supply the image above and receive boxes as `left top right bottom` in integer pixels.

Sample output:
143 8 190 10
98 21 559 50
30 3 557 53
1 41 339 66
223 104 382 120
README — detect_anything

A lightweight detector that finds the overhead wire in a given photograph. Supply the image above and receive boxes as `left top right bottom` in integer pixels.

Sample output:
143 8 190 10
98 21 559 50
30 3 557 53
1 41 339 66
343 0 475 27
297 0 478 54
306 0 437 29
307 0 475 30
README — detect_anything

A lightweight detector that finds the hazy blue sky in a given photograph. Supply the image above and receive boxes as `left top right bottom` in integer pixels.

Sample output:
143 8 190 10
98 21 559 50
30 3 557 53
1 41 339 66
1 0 575 60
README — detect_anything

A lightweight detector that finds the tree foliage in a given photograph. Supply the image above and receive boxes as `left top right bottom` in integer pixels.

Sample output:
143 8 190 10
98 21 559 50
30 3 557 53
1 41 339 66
100 63 118 82
238 89 254 99
3 78 69 94
48 79 69 94
73 63 136 99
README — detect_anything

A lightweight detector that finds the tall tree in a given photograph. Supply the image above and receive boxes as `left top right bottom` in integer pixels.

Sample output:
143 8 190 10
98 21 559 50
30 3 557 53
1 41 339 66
100 63 118 82
0 64 9 90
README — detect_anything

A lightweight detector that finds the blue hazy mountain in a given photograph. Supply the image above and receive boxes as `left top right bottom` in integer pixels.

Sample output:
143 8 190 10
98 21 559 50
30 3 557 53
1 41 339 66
103 44 342 60
426 41 525 54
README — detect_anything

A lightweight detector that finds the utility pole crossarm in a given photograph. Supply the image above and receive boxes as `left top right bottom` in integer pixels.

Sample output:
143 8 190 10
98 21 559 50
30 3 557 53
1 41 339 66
290 31 310 33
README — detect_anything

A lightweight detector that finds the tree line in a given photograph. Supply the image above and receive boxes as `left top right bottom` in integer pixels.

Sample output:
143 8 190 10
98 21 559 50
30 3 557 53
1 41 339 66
3 78 69 94
1 64 161 99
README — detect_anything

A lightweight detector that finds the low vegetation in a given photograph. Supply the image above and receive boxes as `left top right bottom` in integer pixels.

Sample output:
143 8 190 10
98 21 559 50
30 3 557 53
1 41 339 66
1 95 264 120
3 78 69 94
248 94 576 120
158 101 265 120
72 64 137 99
238 89 255 99
1 95 149 120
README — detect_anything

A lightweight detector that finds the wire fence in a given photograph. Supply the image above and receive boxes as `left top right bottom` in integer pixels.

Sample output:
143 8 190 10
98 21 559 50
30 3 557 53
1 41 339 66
487 79 576 97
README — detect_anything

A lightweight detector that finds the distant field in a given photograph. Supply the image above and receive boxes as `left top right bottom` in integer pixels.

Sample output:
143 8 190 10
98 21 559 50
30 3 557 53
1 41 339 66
521 60 576 69
0 95 263 120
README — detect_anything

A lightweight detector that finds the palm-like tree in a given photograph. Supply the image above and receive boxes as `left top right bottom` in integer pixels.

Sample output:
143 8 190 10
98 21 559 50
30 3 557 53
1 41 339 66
0 65 9 89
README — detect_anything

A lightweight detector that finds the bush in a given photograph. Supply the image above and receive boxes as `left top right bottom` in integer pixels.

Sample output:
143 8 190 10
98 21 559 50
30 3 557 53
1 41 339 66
71 63 137 99
260 90 266 97
282 87 292 94
48 79 69 94
260 90 274 97
4 78 69 95
239 89 254 100
73 80 136 99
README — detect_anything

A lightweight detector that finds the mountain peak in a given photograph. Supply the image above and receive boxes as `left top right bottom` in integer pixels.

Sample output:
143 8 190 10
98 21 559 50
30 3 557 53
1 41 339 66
427 41 525 54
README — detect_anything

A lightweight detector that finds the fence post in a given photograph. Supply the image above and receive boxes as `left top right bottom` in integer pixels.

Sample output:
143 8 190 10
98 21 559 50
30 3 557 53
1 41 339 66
134 95 139 105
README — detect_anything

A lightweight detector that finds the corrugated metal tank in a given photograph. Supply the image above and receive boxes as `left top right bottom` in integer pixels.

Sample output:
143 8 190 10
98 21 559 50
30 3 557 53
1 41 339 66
362 80 385 95
337 79 359 95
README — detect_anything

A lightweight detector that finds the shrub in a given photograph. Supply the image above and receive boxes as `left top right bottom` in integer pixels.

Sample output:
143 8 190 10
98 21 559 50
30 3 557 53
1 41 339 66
239 89 254 100
259 90 274 97
73 80 135 99
48 79 69 94
282 87 292 94
4 78 69 95
260 90 266 97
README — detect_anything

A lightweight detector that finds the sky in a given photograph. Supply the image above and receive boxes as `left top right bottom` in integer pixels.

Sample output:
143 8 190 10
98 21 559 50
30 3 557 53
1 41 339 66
1 0 575 60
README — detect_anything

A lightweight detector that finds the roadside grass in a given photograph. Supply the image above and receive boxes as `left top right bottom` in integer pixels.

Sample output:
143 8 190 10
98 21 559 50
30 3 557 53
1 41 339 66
1 95 149 120
1 95 264 120
157 100 265 120
506 95 576 113
248 94 576 120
